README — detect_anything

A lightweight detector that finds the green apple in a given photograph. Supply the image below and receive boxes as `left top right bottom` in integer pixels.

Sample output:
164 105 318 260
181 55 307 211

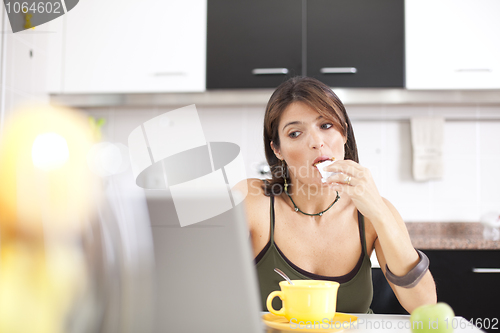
410 302 455 333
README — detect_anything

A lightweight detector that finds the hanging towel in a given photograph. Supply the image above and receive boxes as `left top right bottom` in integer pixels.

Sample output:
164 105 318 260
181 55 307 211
410 116 444 181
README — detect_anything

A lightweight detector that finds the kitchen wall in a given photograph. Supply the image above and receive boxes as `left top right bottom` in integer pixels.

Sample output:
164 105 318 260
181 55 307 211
2 10 499 224
3 1 500 225
84 102 500 223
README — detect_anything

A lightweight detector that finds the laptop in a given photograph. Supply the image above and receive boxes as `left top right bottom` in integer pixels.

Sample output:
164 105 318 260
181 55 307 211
146 190 264 333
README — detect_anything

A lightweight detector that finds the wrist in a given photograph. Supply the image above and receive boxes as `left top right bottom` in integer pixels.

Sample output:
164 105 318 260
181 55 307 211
385 249 430 288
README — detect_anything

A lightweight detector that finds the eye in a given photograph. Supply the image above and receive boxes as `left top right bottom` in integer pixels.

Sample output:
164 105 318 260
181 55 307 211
288 131 300 139
321 123 333 130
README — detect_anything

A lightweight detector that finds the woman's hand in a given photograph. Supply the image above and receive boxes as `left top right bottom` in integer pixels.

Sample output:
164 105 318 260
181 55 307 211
325 160 386 221
326 160 437 312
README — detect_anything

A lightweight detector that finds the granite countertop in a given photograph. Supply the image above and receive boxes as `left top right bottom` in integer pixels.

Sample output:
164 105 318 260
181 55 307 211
407 222 500 250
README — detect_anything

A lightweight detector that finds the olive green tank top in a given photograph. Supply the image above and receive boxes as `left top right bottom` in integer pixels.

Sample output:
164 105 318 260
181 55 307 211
255 195 373 313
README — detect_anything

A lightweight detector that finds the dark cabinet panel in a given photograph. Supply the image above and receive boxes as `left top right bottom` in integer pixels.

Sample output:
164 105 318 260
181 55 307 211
207 0 302 89
307 0 404 87
425 250 500 333
207 0 404 89
371 250 500 333
371 268 407 314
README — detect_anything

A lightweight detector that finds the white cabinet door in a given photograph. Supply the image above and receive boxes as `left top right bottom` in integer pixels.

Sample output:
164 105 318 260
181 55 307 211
1 28 52 116
37 18 64 94
406 0 500 89
62 0 206 93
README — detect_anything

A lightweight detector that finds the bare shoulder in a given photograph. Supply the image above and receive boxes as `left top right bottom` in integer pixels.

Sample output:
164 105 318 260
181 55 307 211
233 178 270 231
233 178 267 202
233 178 264 195
233 179 272 257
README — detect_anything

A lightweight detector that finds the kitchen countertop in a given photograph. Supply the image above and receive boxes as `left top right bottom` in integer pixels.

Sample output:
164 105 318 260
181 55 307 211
407 222 500 250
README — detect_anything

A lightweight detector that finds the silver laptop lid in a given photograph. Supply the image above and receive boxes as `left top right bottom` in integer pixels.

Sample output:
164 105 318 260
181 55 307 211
148 192 263 333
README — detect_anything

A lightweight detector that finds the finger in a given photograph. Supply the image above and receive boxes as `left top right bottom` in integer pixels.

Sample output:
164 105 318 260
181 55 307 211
330 179 366 198
325 160 361 175
327 173 356 187
326 159 359 167
344 174 354 186
328 163 370 185
329 181 354 196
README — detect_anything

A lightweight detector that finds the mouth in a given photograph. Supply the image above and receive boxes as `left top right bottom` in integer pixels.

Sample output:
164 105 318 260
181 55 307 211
312 156 334 167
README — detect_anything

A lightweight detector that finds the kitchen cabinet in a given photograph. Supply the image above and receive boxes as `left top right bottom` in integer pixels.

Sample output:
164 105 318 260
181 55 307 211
371 268 407 315
371 250 500 333
424 250 500 333
57 0 206 94
0 20 52 115
0 7 4 89
207 0 404 89
206 0 302 89
406 0 500 89
42 18 64 94
307 0 404 88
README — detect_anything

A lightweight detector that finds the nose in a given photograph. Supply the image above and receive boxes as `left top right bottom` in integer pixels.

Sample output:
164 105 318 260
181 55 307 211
309 130 324 149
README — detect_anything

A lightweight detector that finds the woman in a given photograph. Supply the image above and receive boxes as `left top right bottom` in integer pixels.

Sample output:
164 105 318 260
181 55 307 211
239 77 436 314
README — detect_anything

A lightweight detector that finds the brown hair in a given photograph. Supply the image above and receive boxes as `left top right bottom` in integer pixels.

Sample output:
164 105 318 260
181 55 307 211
262 76 358 196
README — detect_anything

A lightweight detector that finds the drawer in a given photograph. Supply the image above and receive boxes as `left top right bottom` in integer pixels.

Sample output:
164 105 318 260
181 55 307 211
424 250 500 333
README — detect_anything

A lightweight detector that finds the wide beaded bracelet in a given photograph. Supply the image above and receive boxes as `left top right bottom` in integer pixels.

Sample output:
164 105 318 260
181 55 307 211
385 249 430 288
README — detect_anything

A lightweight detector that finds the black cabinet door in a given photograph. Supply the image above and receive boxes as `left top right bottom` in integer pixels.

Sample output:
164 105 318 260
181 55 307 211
424 250 500 333
207 0 302 89
307 0 404 87
371 268 408 314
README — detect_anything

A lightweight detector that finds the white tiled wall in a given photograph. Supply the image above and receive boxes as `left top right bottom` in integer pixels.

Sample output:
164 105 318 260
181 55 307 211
84 103 500 223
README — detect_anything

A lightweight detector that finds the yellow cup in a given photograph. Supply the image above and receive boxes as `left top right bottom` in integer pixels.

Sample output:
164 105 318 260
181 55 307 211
267 280 340 323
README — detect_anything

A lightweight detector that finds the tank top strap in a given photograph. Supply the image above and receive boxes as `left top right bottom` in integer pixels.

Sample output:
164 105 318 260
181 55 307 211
270 195 276 246
357 210 368 256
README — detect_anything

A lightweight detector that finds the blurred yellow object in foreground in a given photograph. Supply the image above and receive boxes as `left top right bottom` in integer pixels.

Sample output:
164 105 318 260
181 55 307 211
0 241 88 333
0 105 98 238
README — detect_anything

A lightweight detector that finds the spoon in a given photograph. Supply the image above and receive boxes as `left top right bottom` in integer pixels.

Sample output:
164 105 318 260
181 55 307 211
274 268 294 285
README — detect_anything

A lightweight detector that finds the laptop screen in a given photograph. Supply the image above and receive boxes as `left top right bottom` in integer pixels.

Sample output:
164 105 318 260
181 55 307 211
147 191 264 333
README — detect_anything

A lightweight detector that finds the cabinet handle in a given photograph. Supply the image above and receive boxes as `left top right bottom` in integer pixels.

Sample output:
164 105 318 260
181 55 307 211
455 69 492 73
320 67 357 74
472 268 500 273
251 68 289 75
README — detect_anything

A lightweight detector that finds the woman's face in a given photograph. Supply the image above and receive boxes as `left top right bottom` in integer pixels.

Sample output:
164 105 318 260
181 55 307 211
272 102 346 186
